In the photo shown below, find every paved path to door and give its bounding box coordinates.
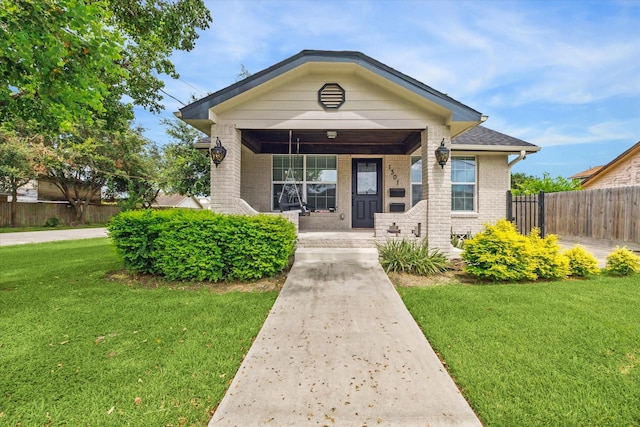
[209,248,482,426]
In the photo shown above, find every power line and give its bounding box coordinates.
[159,88,186,106]
[178,78,207,96]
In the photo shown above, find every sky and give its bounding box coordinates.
[133,0,640,179]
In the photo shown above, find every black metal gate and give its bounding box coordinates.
[507,191,545,236]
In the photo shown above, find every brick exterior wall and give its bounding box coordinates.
[210,123,242,214]
[423,126,452,255]
[583,152,640,189]
[451,153,509,236]
[241,145,272,212]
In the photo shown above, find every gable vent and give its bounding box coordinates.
[318,83,345,109]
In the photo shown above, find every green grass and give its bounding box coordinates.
[399,278,640,427]
[0,239,277,426]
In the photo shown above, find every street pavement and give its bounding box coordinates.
[0,228,108,246]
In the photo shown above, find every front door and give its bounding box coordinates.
[352,159,382,228]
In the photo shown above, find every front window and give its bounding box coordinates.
[410,156,422,207]
[272,155,337,211]
[451,156,476,211]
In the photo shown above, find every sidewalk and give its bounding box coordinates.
[209,248,482,426]
[0,228,108,246]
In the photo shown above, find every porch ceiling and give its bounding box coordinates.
[242,129,422,155]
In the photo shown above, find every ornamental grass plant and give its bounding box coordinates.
[376,238,449,275]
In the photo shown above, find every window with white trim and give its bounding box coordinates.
[272,155,337,211]
[410,156,422,207]
[451,156,476,211]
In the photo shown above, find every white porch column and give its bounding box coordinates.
[210,122,242,214]
[421,126,452,255]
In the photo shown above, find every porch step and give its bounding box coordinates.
[294,247,380,264]
[296,231,378,248]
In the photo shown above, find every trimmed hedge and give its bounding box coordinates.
[108,209,297,282]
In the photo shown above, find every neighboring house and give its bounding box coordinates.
[570,165,604,181]
[578,141,640,189]
[152,194,203,209]
[7,179,100,203]
[177,50,539,252]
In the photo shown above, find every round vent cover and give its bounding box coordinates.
[318,83,345,109]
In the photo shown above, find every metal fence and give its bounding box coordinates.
[507,191,545,236]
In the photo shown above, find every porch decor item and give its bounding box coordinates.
[277,131,309,216]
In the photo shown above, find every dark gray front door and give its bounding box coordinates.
[352,159,382,228]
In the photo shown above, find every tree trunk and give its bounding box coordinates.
[10,188,18,227]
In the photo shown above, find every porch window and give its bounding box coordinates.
[451,156,476,211]
[410,156,422,207]
[272,155,337,211]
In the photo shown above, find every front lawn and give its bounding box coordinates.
[0,239,277,426]
[399,277,640,426]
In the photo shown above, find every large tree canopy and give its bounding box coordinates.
[0,0,211,132]
[511,172,582,195]
[161,117,209,197]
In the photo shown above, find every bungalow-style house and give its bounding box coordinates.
[177,50,539,253]
[576,141,640,189]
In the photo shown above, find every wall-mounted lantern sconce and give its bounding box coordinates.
[435,138,450,169]
[209,137,227,168]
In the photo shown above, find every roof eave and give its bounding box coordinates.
[452,144,541,153]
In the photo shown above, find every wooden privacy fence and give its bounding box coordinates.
[507,191,545,236]
[0,202,120,227]
[545,186,640,244]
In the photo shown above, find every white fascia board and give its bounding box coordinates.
[452,144,541,153]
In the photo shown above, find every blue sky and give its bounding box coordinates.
[134,0,640,178]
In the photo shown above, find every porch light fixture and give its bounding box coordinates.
[326,130,338,139]
[209,137,227,168]
[435,138,450,169]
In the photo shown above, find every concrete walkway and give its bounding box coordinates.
[209,248,482,426]
[0,228,108,246]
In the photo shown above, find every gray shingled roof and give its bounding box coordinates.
[453,126,538,149]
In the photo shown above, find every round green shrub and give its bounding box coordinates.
[562,245,600,277]
[462,219,568,282]
[606,246,640,276]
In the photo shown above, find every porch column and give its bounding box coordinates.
[210,122,242,214]
[421,126,452,255]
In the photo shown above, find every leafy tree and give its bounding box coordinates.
[0,128,42,226]
[236,64,252,82]
[0,0,212,132]
[105,128,163,210]
[41,122,159,223]
[161,118,210,196]
[511,172,582,195]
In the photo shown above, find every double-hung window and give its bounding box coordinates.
[451,156,476,211]
[272,155,337,211]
